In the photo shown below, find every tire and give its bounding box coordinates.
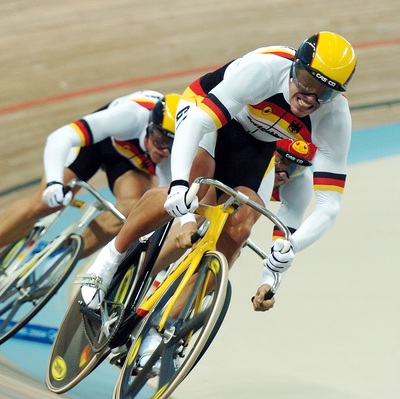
[46,242,144,393]
[0,234,83,345]
[113,250,230,399]
[0,226,46,288]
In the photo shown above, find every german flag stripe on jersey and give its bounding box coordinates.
[69,119,93,146]
[272,226,296,241]
[314,171,346,193]
[256,46,295,61]
[132,98,157,110]
[198,93,230,129]
[183,79,231,128]
[113,139,156,176]
[182,78,207,102]
[247,97,312,142]
[270,188,280,202]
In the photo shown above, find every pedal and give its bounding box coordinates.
[109,344,128,367]
[75,273,109,293]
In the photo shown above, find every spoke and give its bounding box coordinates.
[124,362,152,397]
[159,343,178,387]
[0,296,25,333]
[0,286,19,307]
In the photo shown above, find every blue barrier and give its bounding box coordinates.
[1,321,58,344]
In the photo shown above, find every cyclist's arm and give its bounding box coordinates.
[290,102,351,253]
[171,57,275,182]
[43,124,85,184]
[43,101,148,183]
[275,169,314,231]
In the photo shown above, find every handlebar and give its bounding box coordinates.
[188,177,290,240]
[66,178,126,223]
[188,177,290,302]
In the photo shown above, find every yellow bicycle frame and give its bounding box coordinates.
[135,200,236,332]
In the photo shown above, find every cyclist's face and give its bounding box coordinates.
[274,152,291,188]
[145,128,173,164]
[288,69,324,117]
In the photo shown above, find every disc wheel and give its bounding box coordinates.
[46,244,143,393]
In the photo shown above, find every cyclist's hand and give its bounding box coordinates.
[264,238,294,273]
[252,284,275,312]
[164,180,199,217]
[175,221,198,248]
[42,181,73,208]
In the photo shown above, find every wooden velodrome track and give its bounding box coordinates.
[0,0,399,398]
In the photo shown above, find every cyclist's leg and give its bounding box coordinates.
[114,186,172,253]
[80,165,166,308]
[216,186,265,266]
[151,223,188,274]
[0,169,79,248]
[80,170,155,258]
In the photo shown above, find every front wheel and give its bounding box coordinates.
[0,234,83,345]
[0,225,47,288]
[113,250,231,399]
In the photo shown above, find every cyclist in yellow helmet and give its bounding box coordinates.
[0,91,180,258]
[81,31,356,314]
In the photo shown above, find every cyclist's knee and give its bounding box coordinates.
[26,197,57,220]
[226,220,252,247]
[224,207,260,248]
[114,198,136,218]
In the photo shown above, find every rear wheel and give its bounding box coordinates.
[46,242,144,393]
[0,234,83,345]
[46,288,111,393]
[113,250,230,399]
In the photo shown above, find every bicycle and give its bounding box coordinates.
[0,178,125,345]
[46,177,289,399]
[112,177,289,399]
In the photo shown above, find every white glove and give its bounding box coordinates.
[164,180,199,217]
[264,238,294,273]
[42,181,73,208]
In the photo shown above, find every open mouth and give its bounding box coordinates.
[297,96,316,110]
[276,170,290,181]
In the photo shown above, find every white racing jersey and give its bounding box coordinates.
[173,46,352,253]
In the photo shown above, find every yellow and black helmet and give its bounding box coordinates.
[293,31,357,102]
[149,93,181,139]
